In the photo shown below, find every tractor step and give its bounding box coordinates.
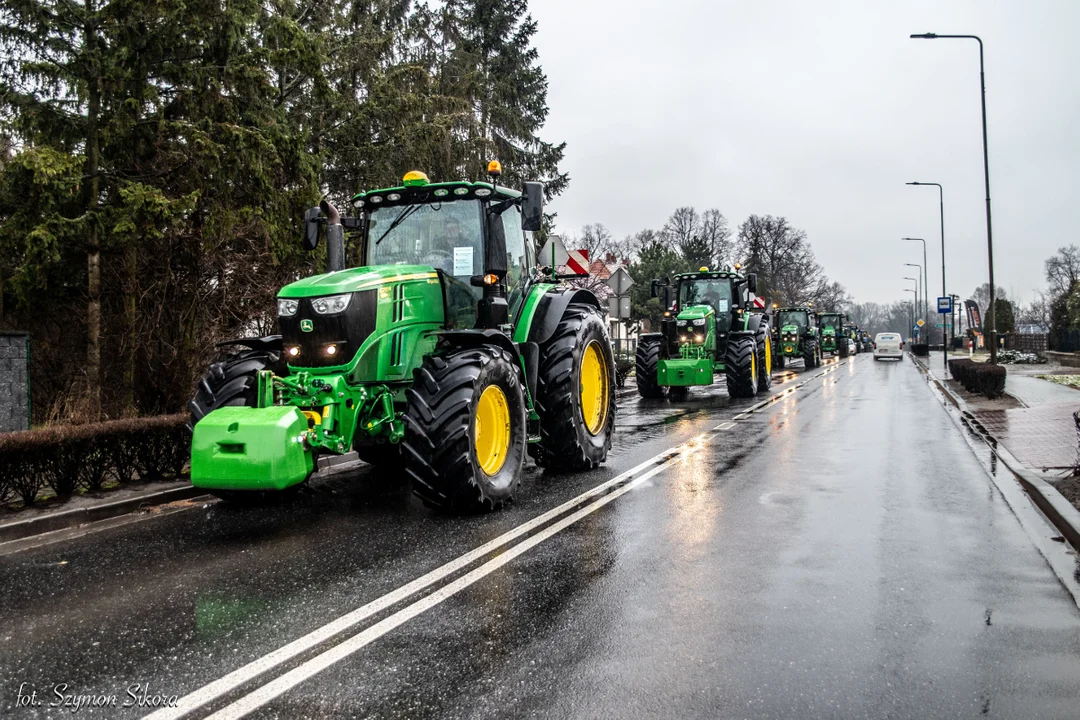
[317,451,360,471]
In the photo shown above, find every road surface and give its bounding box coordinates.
[2,354,1079,719]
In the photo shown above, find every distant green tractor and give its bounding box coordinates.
[818,311,849,357]
[188,166,616,513]
[636,267,771,400]
[773,306,821,369]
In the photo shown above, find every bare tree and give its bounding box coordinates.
[735,215,827,307]
[1045,245,1080,297]
[699,208,732,267]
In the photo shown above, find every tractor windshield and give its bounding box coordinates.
[778,310,809,329]
[678,278,733,313]
[820,315,842,330]
[367,200,483,280]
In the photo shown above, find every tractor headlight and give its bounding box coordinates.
[680,335,688,343]
[310,294,352,315]
[677,320,688,327]
[692,318,706,326]
[278,299,299,317]
[694,334,703,343]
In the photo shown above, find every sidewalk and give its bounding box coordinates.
[925,362,1079,472]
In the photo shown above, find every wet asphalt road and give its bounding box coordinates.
[3,355,1080,719]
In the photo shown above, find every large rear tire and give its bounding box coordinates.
[755,321,773,392]
[404,346,526,513]
[529,303,616,472]
[725,336,758,399]
[635,336,666,399]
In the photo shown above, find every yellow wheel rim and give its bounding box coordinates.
[764,334,772,375]
[751,346,757,386]
[580,341,609,436]
[475,385,511,476]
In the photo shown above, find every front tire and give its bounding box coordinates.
[725,335,758,399]
[635,336,666,399]
[803,339,819,369]
[404,346,526,513]
[530,303,616,472]
[838,339,849,358]
[755,321,773,392]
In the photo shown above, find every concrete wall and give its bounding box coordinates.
[0,332,29,432]
[1047,350,1080,369]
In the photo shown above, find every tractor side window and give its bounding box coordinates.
[501,204,527,299]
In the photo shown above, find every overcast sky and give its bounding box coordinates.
[529,0,1079,307]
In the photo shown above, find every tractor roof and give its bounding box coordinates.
[351,172,520,210]
[672,267,744,281]
[775,306,812,312]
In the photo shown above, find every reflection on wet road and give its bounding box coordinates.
[2,355,1079,719]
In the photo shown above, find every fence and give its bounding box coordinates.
[1003,333,1048,352]
[611,338,638,359]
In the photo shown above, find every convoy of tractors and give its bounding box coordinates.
[186,163,869,514]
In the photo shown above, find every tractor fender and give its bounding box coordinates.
[434,329,518,359]
[526,288,602,346]
[216,335,283,352]
[434,329,535,401]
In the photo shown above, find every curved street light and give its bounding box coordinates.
[910,32,997,363]
[907,181,947,370]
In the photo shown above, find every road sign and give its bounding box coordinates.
[937,296,953,314]
[607,295,631,319]
[538,235,569,267]
[566,248,589,275]
[935,323,953,329]
[751,294,766,309]
[916,319,925,327]
[605,267,634,296]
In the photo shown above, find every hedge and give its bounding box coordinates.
[0,414,189,508]
[913,343,930,357]
[948,359,1007,399]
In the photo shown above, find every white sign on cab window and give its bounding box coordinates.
[453,247,473,276]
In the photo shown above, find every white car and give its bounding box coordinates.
[873,332,903,360]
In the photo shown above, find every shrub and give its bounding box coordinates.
[0,414,189,508]
[913,343,930,357]
[947,358,1006,399]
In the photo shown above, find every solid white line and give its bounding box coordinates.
[203,451,701,720]
[145,453,681,720]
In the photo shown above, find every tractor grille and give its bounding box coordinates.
[278,289,378,368]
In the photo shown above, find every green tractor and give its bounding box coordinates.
[635,267,772,400]
[188,166,616,513]
[772,306,822,369]
[817,311,849,358]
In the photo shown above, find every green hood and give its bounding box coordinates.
[278,265,438,298]
[676,305,713,322]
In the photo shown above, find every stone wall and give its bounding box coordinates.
[0,332,29,432]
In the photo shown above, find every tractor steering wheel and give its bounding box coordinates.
[420,248,455,272]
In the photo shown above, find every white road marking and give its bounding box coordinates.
[147,359,850,720]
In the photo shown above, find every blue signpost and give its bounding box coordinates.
[937,296,953,314]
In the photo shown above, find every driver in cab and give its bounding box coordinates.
[425,215,474,275]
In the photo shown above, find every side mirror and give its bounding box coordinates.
[303,206,322,251]
[747,273,757,294]
[521,182,544,232]
[485,208,509,277]
[650,279,660,298]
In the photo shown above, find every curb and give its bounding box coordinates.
[0,485,204,544]
[911,354,1080,552]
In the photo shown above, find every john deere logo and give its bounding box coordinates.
[300,319,314,332]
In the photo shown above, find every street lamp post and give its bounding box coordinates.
[904,278,920,341]
[907,181,947,371]
[904,263,923,336]
[903,292,917,342]
[902,238,928,340]
[910,32,997,363]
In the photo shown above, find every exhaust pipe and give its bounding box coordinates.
[319,200,345,273]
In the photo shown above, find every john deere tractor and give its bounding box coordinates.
[818,311,848,357]
[188,165,616,513]
[773,306,821,369]
[635,267,771,400]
